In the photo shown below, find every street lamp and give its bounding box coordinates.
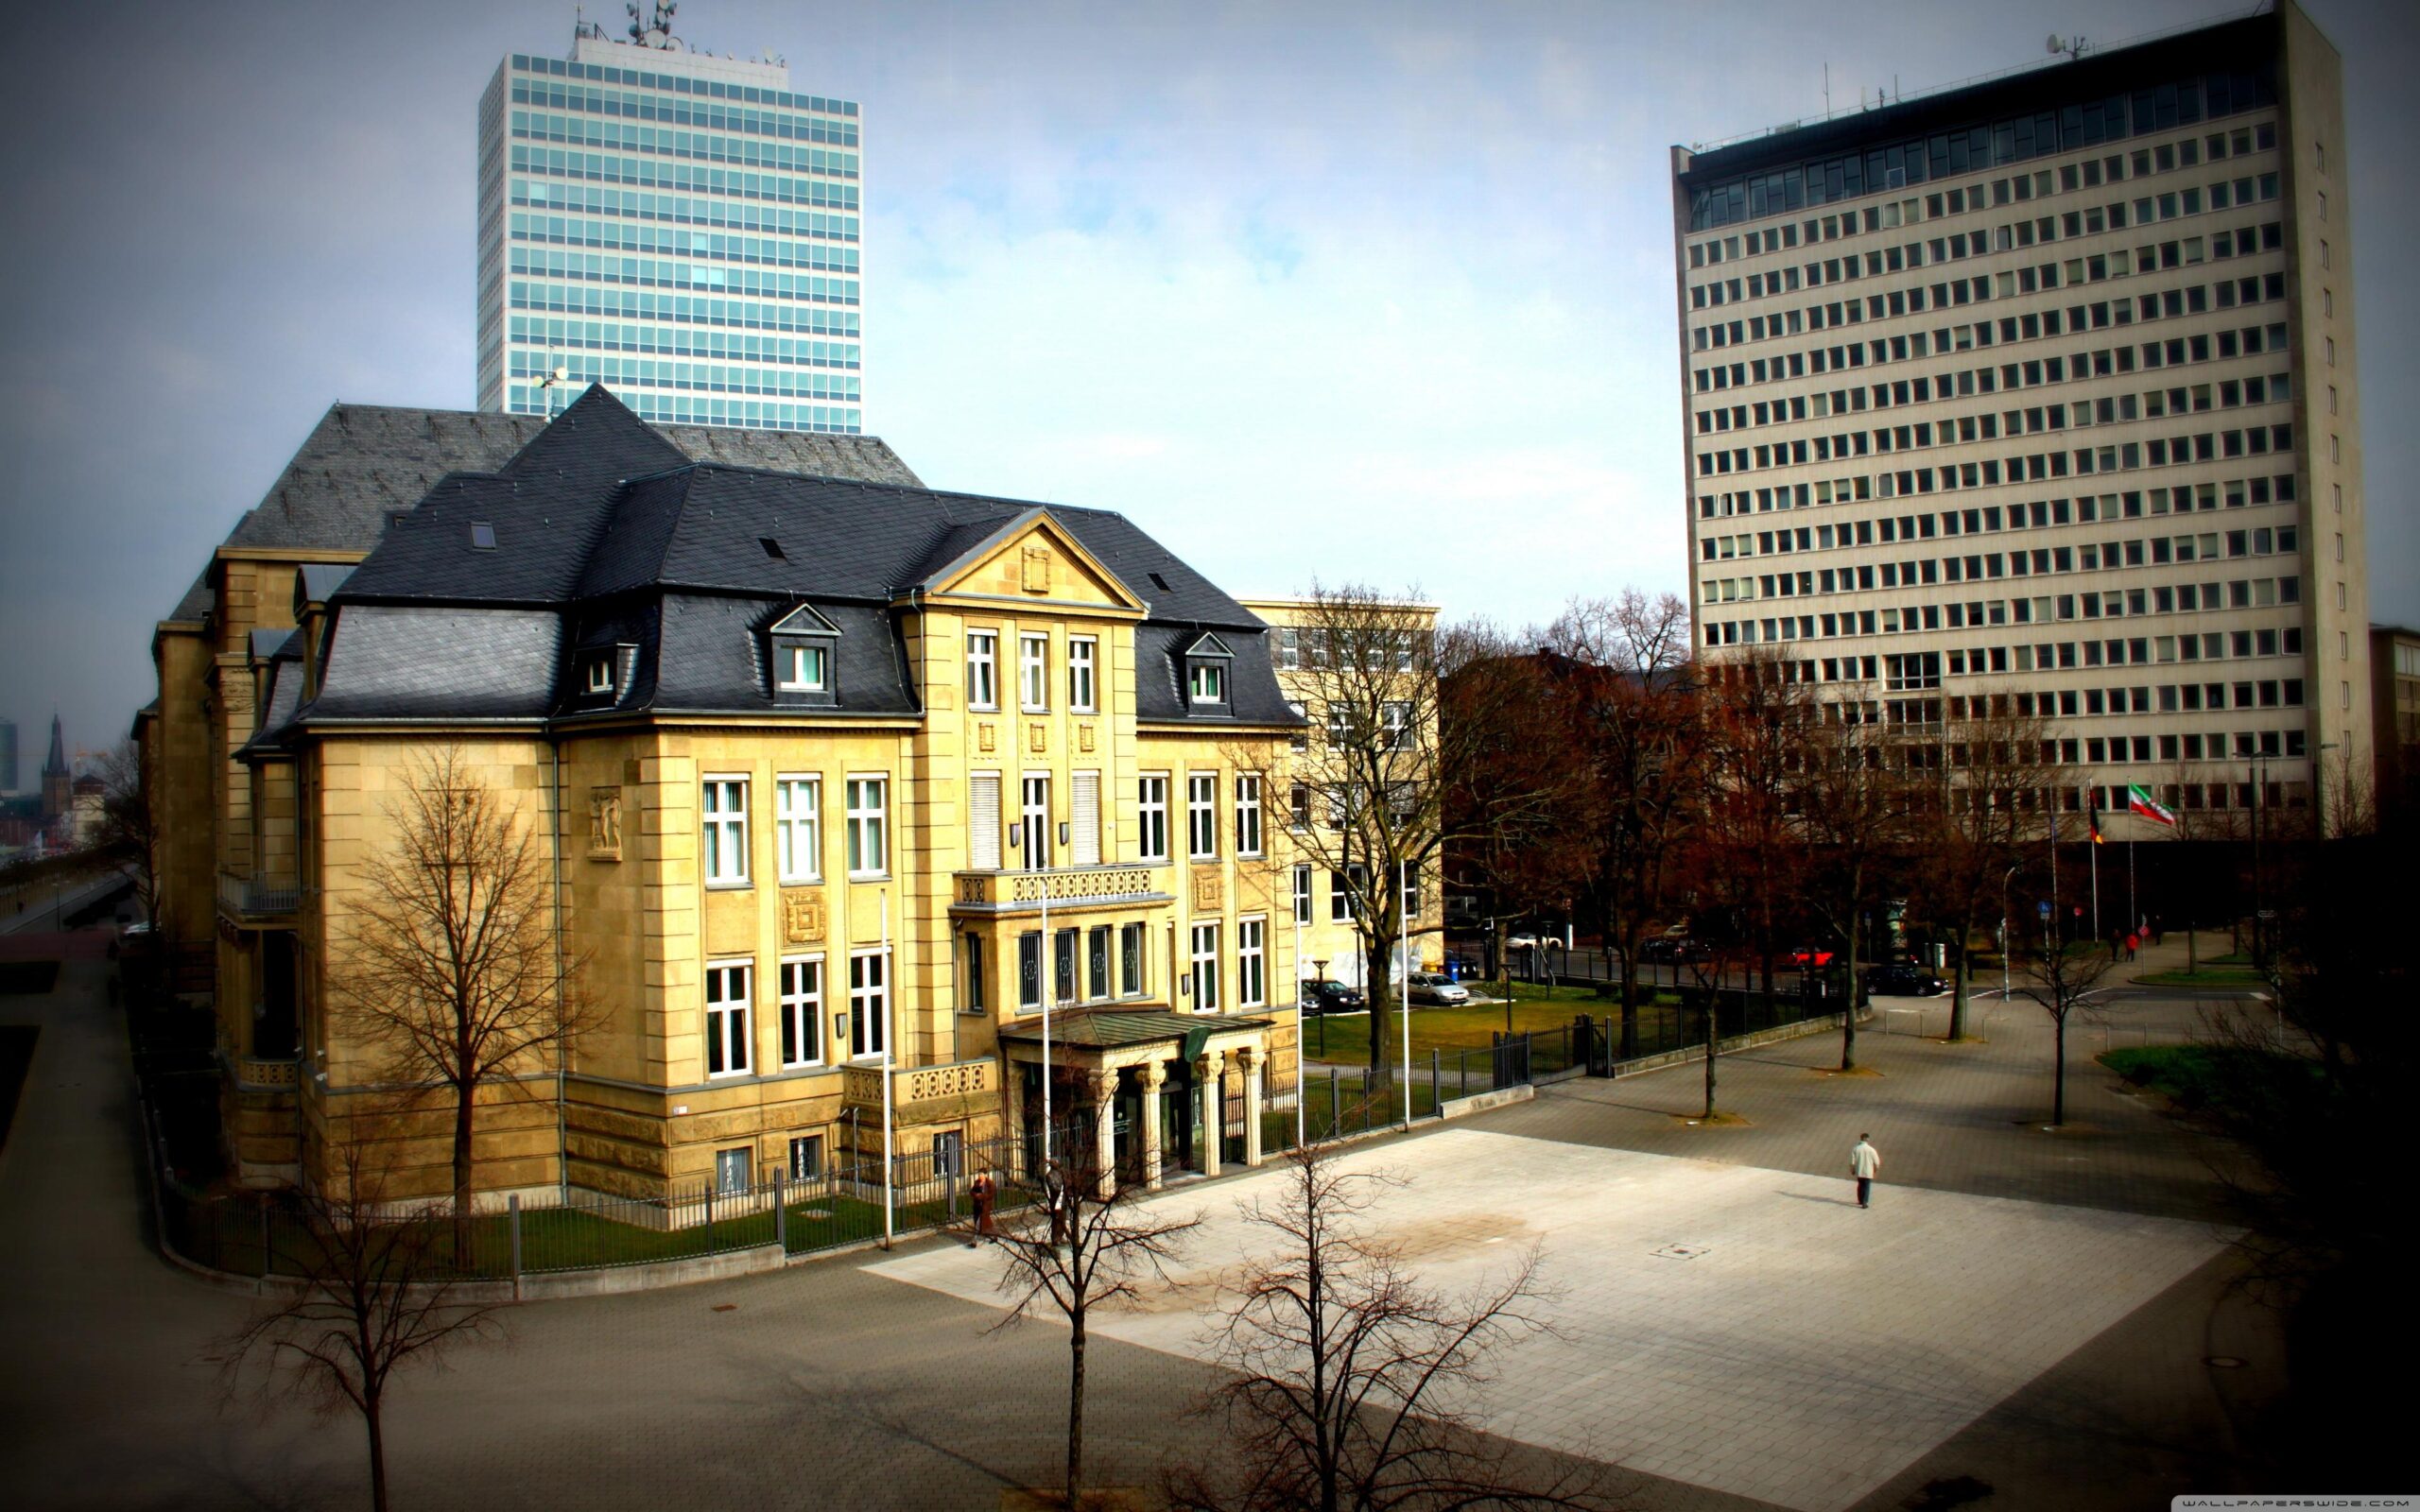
[1999,863,2019,1005]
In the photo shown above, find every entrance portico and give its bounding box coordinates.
[998,1009,1274,1194]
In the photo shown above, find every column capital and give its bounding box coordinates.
[1194,1048,1225,1080]
[1234,1042,1262,1075]
[1084,1068,1119,1106]
[1140,1058,1169,1093]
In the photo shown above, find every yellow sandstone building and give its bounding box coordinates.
[152,387,1302,1202]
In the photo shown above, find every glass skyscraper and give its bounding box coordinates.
[476,31,863,433]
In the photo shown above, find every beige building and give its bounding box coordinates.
[2371,625,2420,822]
[180,387,1301,1202]
[1670,2,2368,833]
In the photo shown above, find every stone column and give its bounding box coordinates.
[1088,1069,1119,1200]
[1194,1049,1224,1177]
[1002,1057,1028,1181]
[1139,1059,1168,1192]
[1236,1043,1265,1169]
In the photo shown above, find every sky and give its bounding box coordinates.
[1,0,2413,775]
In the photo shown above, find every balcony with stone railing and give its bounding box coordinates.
[216,870,301,923]
[950,865,1171,917]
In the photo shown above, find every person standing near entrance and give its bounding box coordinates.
[969,1172,995,1245]
[1851,1134,1881,1209]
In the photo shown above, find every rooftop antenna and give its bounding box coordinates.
[2048,33,2093,61]
[1824,61,1831,116]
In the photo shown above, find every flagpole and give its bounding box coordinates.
[2049,804,2060,952]
[2128,837,2136,938]
[2090,830,2100,943]
[880,888,894,1250]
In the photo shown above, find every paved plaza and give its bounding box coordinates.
[0,932,2290,1510]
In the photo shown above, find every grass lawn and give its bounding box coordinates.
[2100,1042,2321,1114]
[1298,999,1639,1068]
[2133,967,2267,988]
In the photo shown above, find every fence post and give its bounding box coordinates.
[1328,1066,1340,1141]
[704,1178,715,1252]
[1522,1031,1534,1086]
[1430,1048,1440,1117]
[509,1194,523,1300]
[256,1192,271,1278]
[774,1170,786,1251]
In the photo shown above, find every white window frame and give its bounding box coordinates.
[584,655,614,694]
[777,954,823,1068]
[848,948,889,1060]
[1070,770,1101,868]
[776,642,828,693]
[1021,772,1052,870]
[1187,773,1218,860]
[1138,774,1169,863]
[1188,660,1226,705]
[1331,866,1366,922]
[704,959,752,1077]
[1237,915,1266,1008]
[1067,636,1098,713]
[702,776,750,887]
[1235,774,1263,857]
[1190,921,1221,1012]
[967,630,998,711]
[787,1134,823,1180]
[968,771,1003,870]
[1020,632,1050,713]
[714,1146,753,1194]
[1292,864,1313,925]
[774,775,821,883]
[845,775,888,878]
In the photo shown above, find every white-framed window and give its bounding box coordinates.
[1020,633,1049,712]
[774,776,821,883]
[967,631,998,710]
[1292,864,1313,924]
[1382,700,1412,750]
[1188,661,1226,704]
[1187,773,1218,859]
[1021,773,1052,869]
[1070,771,1101,867]
[787,1134,823,1180]
[1068,636,1098,712]
[776,643,828,692]
[845,776,887,877]
[704,960,752,1076]
[961,934,985,1014]
[1235,774,1263,857]
[584,655,615,694]
[702,777,750,886]
[778,955,823,1068]
[1190,922,1221,1011]
[849,949,888,1059]
[1237,916,1266,1007]
[1278,626,1301,669]
[968,772,1002,869]
[1401,861,1420,918]
[1290,782,1311,830]
[1120,922,1145,997]
[715,1146,752,1194]
[1331,866,1366,922]
[932,1129,964,1180]
[1138,775,1169,863]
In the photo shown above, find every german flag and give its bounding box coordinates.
[2087,803,2104,845]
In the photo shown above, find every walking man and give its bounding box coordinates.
[969,1171,995,1245]
[1851,1133,1881,1209]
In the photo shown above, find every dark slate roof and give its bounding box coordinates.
[297,563,354,602]
[306,606,562,723]
[166,569,213,625]
[296,386,1299,731]
[996,1009,1274,1049]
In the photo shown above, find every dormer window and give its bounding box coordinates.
[584,656,615,696]
[777,643,828,693]
[768,602,841,708]
[1183,631,1235,712]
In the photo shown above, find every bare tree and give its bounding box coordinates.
[221,1134,510,1512]
[2013,914,2115,1125]
[1689,650,1813,1020]
[988,1148,1200,1509]
[1542,592,1701,1056]
[1794,706,1922,1072]
[92,739,165,937]
[340,748,596,1257]
[1170,1143,1616,1512]
[1915,702,2063,1040]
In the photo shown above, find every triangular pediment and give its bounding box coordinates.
[1184,631,1235,659]
[921,508,1147,614]
[769,601,841,637]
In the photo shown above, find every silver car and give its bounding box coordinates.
[1407,971,1470,1006]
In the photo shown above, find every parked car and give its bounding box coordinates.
[1788,943,1837,969]
[1866,963,1945,997]
[1298,980,1365,1015]
[1505,933,1556,952]
[1639,935,1707,963]
[1406,971,1470,1006]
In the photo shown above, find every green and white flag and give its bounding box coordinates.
[2125,783,2177,828]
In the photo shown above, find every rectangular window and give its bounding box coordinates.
[1189,661,1226,704]
[1292,864,1312,924]
[1088,924,1112,1001]
[968,773,1002,869]
[1054,927,1079,1006]
[1018,931,1042,1010]
[845,777,887,877]
[1020,633,1049,712]
[966,631,998,710]
[1290,781,1311,830]
[1021,774,1052,869]
[774,776,821,883]
[787,1134,823,1181]
[776,643,827,692]
[1331,867,1365,922]
[778,956,822,1067]
[715,1146,752,1194]
[1070,771,1101,868]
[960,935,984,1015]
[1237,917,1266,1008]
[1190,922,1221,1012]
[1234,774,1263,857]
[1067,637,1098,712]
[1187,773,1218,859]
[704,960,751,1076]
[931,1130,963,1180]
[848,950,888,1059]
[1138,775,1169,862]
[702,777,749,886]
[1120,922,1145,997]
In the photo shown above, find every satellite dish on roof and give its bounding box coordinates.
[2047,34,2062,54]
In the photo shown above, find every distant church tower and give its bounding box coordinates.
[40,715,69,821]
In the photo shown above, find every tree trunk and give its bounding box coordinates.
[1702,996,1717,1118]
[1840,876,1860,1072]
[2051,1011,2067,1125]
[1065,1316,1087,1508]
[1363,934,1392,1079]
[1616,922,1639,1061]
[453,1081,476,1266]
[1946,900,1975,1041]
[366,1393,389,1512]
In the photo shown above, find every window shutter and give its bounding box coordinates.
[970,775,1001,869]
[1071,772,1100,867]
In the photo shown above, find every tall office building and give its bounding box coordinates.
[1670,3,2369,830]
[0,717,17,794]
[476,18,863,433]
